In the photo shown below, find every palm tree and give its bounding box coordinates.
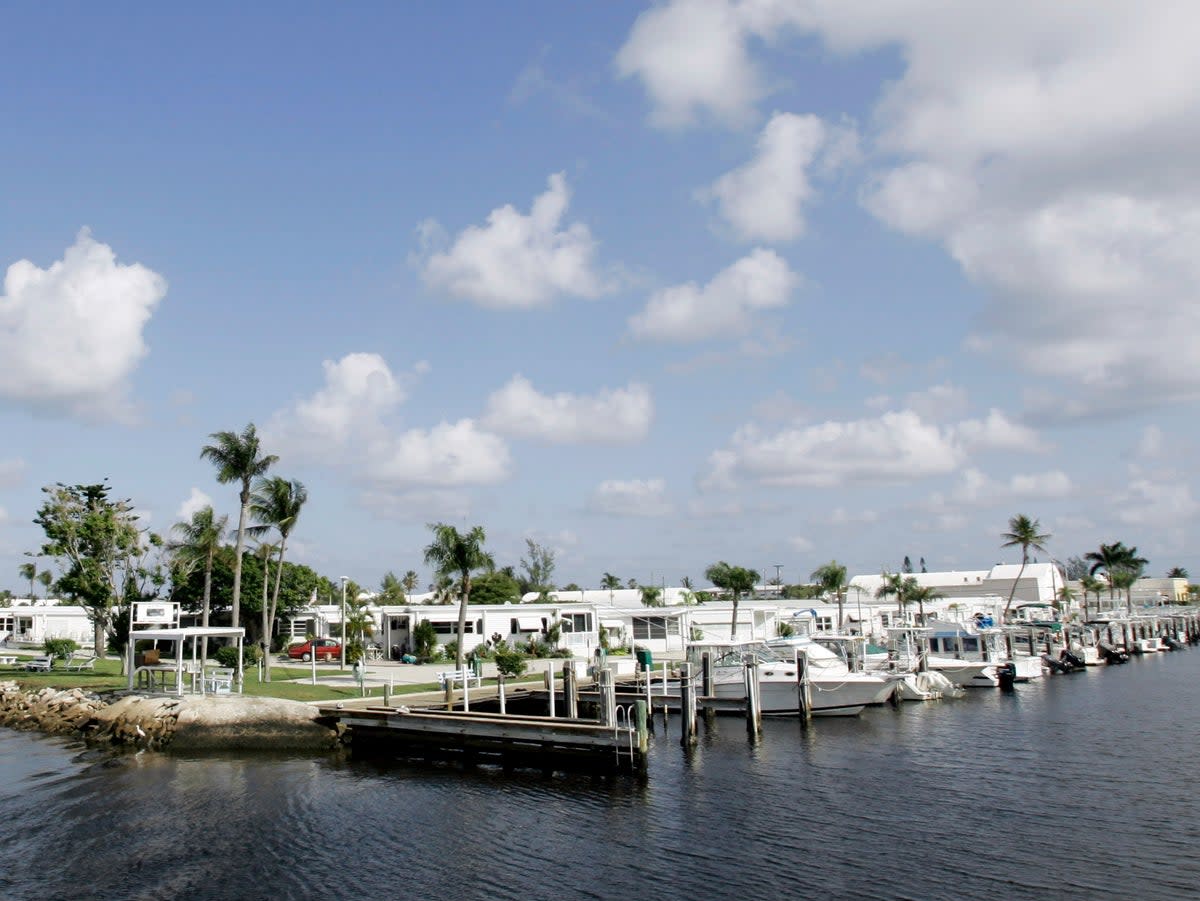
[1168,566,1189,579]
[248,476,307,682]
[1116,548,1148,613]
[639,584,662,607]
[200,423,278,629]
[704,562,760,640]
[1079,574,1104,620]
[876,571,918,622]
[907,583,943,627]
[18,562,36,600]
[810,560,849,631]
[170,505,229,661]
[1000,514,1051,621]
[600,572,621,603]
[1085,541,1145,611]
[423,523,493,671]
[401,569,420,602]
[36,570,54,599]
[1056,583,1077,614]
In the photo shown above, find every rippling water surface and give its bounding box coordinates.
[3,652,1198,901]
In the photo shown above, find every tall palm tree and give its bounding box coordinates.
[423,523,493,671]
[18,562,36,600]
[249,476,307,681]
[876,571,918,623]
[401,569,420,602]
[200,423,278,629]
[600,572,621,603]
[1085,541,1138,609]
[1000,514,1051,621]
[1079,574,1104,620]
[170,505,229,661]
[1168,566,1189,579]
[907,583,943,627]
[811,560,849,631]
[36,570,53,598]
[704,561,759,640]
[1114,547,1148,613]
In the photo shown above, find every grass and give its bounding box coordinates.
[1,656,549,703]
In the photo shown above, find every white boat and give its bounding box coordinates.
[691,640,894,716]
[862,629,962,700]
[923,622,1045,686]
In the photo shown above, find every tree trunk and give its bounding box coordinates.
[265,537,287,683]
[230,488,250,629]
[730,592,739,640]
[201,548,213,663]
[455,572,470,670]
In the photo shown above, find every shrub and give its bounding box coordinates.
[214,645,240,668]
[413,620,437,658]
[551,647,573,659]
[443,640,459,663]
[44,638,79,660]
[346,639,364,664]
[493,643,527,679]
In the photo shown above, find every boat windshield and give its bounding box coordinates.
[687,642,787,668]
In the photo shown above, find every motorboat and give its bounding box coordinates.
[861,628,962,700]
[690,639,894,716]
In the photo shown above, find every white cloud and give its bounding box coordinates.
[590,478,672,517]
[1135,426,1165,459]
[615,0,766,128]
[628,248,797,342]
[482,375,653,444]
[828,507,879,526]
[704,112,832,242]
[904,383,969,423]
[418,173,608,309]
[705,407,1047,489]
[0,229,166,420]
[1116,477,1200,527]
[953,468,1073,504]
[176,488,213,521]
[708,410,963,488]
[789,536,814,553]
[267,354,510,489]
[0,459,25,490]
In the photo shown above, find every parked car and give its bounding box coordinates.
[288,638,342,662]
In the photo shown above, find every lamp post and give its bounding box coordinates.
[340,576,348,670]
[773,563,783,588]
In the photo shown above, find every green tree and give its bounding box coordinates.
[639,584,662,607]
[1079,574,1104,620]
[18,561,36,600]
[249,476,307,681]
[401,569,420,601]
[36,570,54,599]
[1085,541,1145,610]
[519,538,556,599]
[470,570,522,605]
[1168,566,1189,579]
[704,562,759,639]
[1000,514,1051,621]
[169,505,229,662]
[907,583,943,627]
[876,571,920,622]
[377,571,407,604]
[600,572,621,602]
[810,560,849,630]
[200,422,278,630]
[34,481,141,657]
[423,523,493,670]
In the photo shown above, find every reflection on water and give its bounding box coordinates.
[2,653,1199,901]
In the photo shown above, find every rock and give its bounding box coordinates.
[173,696,337,750]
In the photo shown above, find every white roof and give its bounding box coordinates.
[132,626,245,640]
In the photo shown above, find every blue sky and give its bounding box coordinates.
[2,1,1197,594]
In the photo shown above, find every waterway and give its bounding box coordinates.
[2,651,1198,901]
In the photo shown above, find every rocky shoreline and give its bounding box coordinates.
[0,680,341,751]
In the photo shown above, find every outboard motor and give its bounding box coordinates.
[996,662,1017,690]
[1099,644,1129,665]
[1041,654,1068,675]
[1162,635,1183,651]
[1060,649,1087,670]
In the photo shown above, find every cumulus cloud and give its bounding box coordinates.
[0,229,166,420]
[621,2,1200,417]
[615,0,767,128]
[418,173,608,309]
[590,478,672,516]
[628,248,797,342]
[266,354,510,489]
[1116,477,1199,527]
[953,468,1073,505]
[704,407,1048,489]
[904,383,969,423]
[482,375,653,444]
[176,488,214,521]
[703,112,837,242]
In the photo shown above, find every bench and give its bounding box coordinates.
[23,656,54,672]
[64,655,97,672]
[436,668,482,690]
[0,655,17,666]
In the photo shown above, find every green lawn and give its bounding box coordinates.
[1,656,544,703]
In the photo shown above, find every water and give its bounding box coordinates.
[3,652,1198,901]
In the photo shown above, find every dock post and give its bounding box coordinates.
[679,661,696,746]
[644,661,654,734]
[384,676,391,707]
[563,662,578,719]
[794,649,811,723]
[498,672,506,715]
[597,667,615,726]
[545,668,556,718]
[462,668,470,712]
[634,700,649,755]
[744,660,761,735]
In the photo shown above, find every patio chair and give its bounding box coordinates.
[24,656,53,672]
[64,655,97,672]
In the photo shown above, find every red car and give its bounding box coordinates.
[288,638,342,662]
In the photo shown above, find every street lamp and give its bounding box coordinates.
[340,576,348,669]
[773,563,783,587]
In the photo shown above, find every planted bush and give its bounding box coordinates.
[43,638,79,660]
[493,643,527,679]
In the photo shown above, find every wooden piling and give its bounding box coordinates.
[563,662,578,719]
[679,661,696,746]
[794,649,811,723]
[634,700,649,755]
[597,668,616,727]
